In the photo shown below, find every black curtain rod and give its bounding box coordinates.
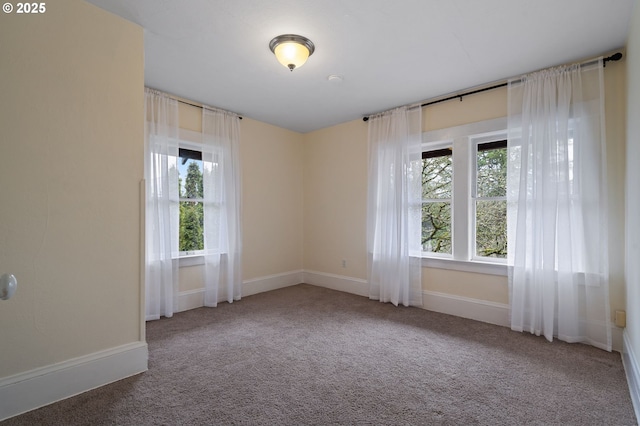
[362,52,622,122]
[177,99,243,120]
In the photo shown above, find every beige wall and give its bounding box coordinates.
[303,59,628,313]
[423,86,508,131]
[626,0,640,369]
[0,0,144,377]
[303,120,368,278]
[605,59,628,322]
[241,118,304,279]
[176,104,304,294]
[302,90,509,304]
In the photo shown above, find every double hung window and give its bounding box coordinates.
[473,140,507,259]
[421,118,508,275]
[421,147,453,255]
[170,129,222,261]
[178,147,205,255]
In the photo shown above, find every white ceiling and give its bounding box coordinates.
[86,0,635,133]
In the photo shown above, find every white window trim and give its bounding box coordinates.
[470,138,507,263]
[173,129,227,266]
[421,117,508,276]
[179,255,205,267]
[420,256,507,276]
[176,128,206,264]
[420,140,453,257]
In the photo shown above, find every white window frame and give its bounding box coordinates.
[470,138,508,263]
[420,117,508,276]
[175,129,206,267]
[420,140,454,259]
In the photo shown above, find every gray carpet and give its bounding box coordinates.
[4,284,637,425]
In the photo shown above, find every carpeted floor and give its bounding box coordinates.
[4,284,637,425]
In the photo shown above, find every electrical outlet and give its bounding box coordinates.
[341,259,347,268]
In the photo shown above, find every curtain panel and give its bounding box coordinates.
[144,90,242,318]
[507,59,611,350]
[367,106,423,307]
[144,88,180,320]
[202,106,243,306]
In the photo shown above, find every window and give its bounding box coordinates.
[170,128,227,267]
[473,140,507,259]
[421,148,452,255]
[178,147,204,255]
[421,118,508,275]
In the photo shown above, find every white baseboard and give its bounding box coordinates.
[0,341,148,422]
[421,291,623,351]
[177,270,305,312]
[612,326,624,353]
[623,330,640,422]
[178,270,507,330]
[179,270,624,352]
[301,271,510,328]
[303,270,368,297]
[177,288,205,312]
[244,270,304,297]
[422,290,511,327]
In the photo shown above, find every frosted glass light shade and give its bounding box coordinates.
[269,34,315,71]
[274,42,309,70]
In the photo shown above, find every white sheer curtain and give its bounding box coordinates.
[507,59,611,350]
[367,106,423,307]
[202,106,242,307]
[144,88,179,320]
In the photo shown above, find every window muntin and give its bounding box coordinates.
[473,140,507,259]
[421,148,452,255]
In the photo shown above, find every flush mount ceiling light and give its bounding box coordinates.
[269,34,315,72]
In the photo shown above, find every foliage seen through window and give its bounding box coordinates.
[179,148,204,253]
[475,141,507,258]
[421,148,452,254]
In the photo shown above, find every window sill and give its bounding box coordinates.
[420,256,507,276]
[175,252,229,268]
[178,255,205,267]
